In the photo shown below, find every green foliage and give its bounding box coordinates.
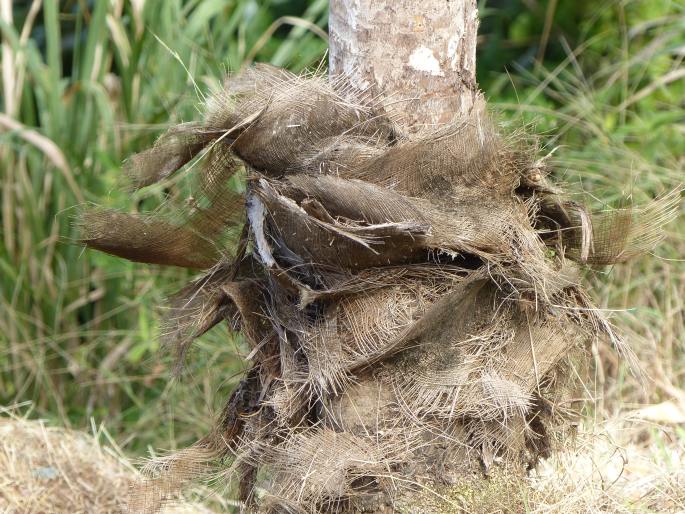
[1,0,683,457]
[0,0,328,453]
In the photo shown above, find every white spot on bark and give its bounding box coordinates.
[447,34,462,68]
[408,46,444,76]
[348,0,360,30]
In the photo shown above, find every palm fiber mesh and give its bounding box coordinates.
[78,64,680,513]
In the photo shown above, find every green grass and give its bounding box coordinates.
[1,0,683,463]
[0,0,328,453]
[494,0,685,418]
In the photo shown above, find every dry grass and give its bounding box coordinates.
[2,406,683,513]
[0,413,222,514]
[405,407,685,513]
[528,415,685,513]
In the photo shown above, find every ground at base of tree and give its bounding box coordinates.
[1,406,682,513]
[410,404,685,513]
[0,414,221,513]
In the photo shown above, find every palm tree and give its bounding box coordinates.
[81,1,676,511]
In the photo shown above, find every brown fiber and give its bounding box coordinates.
[78,66,680,513]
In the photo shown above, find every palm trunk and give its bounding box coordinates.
[83,2,675,511]
[329,0,482,126]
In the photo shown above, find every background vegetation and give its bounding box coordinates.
[1,0,683,468]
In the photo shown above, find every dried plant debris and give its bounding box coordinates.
[79,64,680,512]
[0,416,217,514]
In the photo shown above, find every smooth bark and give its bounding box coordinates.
[329,0,482,128]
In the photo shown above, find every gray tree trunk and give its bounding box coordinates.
[325,2,488,511]
[329,0,483,128]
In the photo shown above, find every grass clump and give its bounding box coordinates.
[0,0,328,454]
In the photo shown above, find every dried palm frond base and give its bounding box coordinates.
[0,415,220,514]
[79,65,680,513]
